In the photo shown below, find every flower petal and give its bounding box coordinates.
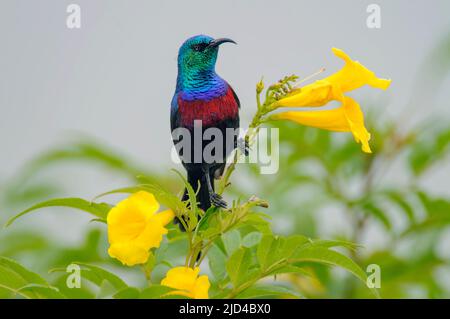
[275,48,391,109]
[134,216,170,250]
[327,48,391,92]
[161,267,209,299]
[270,96,372,153]
[193,275,211,299]
[107,204,147,244]
[154,209,175,226]
[108,242,149,266]
[131,191,160,217]
[274,80,341,108]
[342,97,372,153]
[106,191,171,266]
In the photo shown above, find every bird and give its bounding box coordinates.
[170,35,240,228]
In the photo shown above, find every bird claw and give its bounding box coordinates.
[210,192,228,209]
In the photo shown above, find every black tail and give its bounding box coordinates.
[175,169,212,231]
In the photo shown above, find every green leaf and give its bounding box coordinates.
[268,264,310,277]
[113,287,141,299]
[94,183,185,213]
[78,263,127,290]
[18,284,66,299]
[196,206,218,232]
[256,235,277,270]
[362,201,392,230]
[257,235,309,271]
[0,257,47,285]
[140,285,176,299]
[303,239,360,251]
[172,169,198,214]
[242,213,272,234]
[384,190,415,222]
[291,247,374,295]
[402,192,450,235]
[0,256,53,299]
[222,230,241,256]
[0,231,49,256]
[208,244,228,281]
[5,198,111,227]
[409,127,450,175]
[235,284,302,299]
[242,232,263,248]
[226,247,256,287]
[9,139,156,184]
[50,263,127,291]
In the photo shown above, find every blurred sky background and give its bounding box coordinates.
[1,0,449,243]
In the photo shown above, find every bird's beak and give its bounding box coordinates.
[208,38,237,48]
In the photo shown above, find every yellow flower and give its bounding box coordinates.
[107,191,174,266]
[161,266,210,299]
[272,96,371,153]
[271,48,391,153]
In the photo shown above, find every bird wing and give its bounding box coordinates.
[229,85,241,109]
[170,92,179,132]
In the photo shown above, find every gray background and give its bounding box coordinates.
[0,1,449,242]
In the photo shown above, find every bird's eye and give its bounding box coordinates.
[192,43,206,52]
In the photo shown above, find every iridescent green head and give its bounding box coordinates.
[176,35,236,90]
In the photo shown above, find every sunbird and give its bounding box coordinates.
[171,35,240,225]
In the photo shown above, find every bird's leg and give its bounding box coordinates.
[203,167,227,209]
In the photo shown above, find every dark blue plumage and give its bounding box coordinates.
[171,35,240,226]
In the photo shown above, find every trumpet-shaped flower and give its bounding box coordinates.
[107,191,174,266]
[272,96,371,153]
[161,266,210,299]
[271,48,391,153]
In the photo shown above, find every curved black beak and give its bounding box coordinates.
[208,38,237,48]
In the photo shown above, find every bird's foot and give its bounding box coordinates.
[210,192,228,209]
[237,137,250,156]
